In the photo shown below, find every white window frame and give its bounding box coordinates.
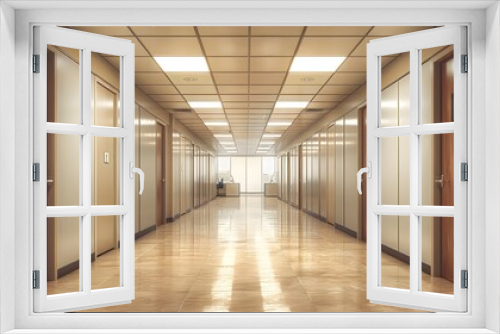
[2,2,498,333]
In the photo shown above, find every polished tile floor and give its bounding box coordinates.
[49,195,453,312]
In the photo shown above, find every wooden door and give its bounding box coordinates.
[441,56,454,282]
[156,123,165,226]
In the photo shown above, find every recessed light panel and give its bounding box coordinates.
[214,134,233,138]
[290,57,346,72]
[267,121,293,126]
[154,57,209,72]
[204,121,228,126]
[275,101,309,109]
[263,134,281,138]
[189,101,223,109]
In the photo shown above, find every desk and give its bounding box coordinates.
[264,183,278,197]
[224,183,240,197]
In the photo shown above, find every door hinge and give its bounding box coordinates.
[33,163,40,182]
[461,270,468,289]
[33,54,40,73]
[32,270,40,289]
[461,54,468,73]
[461,162,468,181]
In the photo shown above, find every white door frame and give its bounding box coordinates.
[2,2,495,333]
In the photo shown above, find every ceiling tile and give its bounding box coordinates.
[307,101,339,109]
[220,95,249,102]
[338,57,366,71]
[249,86,281,94]
[285,73,331,85]
[69,26,133,36]
[218,86,249,94]
[194,108,224,114]
[351,37,380,56]
[250,57,292,72]
[140,37,203,56]
[135,72,171,85]
[296,37,362,56]
[248,109,272,114]
[312,95,348,102]
[251,26,304,36]
[328,72,366,85]
[249,102,274,109]
[159,101,190,109]
[249,73,286,85]
[280,85,323,95]
[223,102,249,108]
[208,57,248,71]
[176,85,217,94]
[278,95,314,102]
[369,26,432,36]
[318,85,359,95]
[168,73,214,85]
[250,37,300,56]
[272,108,303,114]
[201,37,249,56]
[130,26,196,36]
[249,95,277,102]
[183,95,220,101]
[198,26,249,36]
[305,26,372,36]
[150,94,185,102]
[213,73,248,85]
[225,109,249,114]
[139,85,179,95]
[135,57,163,71]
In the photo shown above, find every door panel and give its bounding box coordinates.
[365,26,467,312]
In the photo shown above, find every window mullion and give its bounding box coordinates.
[409,47,420,294]
[82,48,92,294]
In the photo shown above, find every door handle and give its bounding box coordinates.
[435,174,444,188]
[129,161,145,195]
[357,161,372,195]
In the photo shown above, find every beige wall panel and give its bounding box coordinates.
[54,51,80,268]
[319,130,328,219]
[306,140,312,211]
[277,156,282,199]
[139,108,157,230]
[335,119,344,226]
[180,137,186,213]
[398,76,411,256]
[172,132,181,216]
[312,136,320,215]
[380,84,399,250]
[344,110,360,234]
[327,125,336,224]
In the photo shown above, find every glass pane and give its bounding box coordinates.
[380,52,409,127]
[47,217,81,295]
[421,217,454,295]
[47,134,80,206]
[380,215,410,290]
[262,156,275,184]
[380,137,409,206]
[421,45,454,124]
[47,45,81,124]
[92,216,121,290]
[92,137,121,206]
[217,156,231,182]
[420,134,454,206]
[92,52,121,127]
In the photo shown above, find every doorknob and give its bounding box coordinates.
[129,161,145,195]
[357,161,372,195]
[435,175,444,188]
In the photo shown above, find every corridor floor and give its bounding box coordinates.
[49,195,453,312]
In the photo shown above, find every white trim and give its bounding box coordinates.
[5,3,491,333]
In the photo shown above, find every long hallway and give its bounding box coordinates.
[47,195,450,313]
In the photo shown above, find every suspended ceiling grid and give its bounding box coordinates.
[69,26,433,155]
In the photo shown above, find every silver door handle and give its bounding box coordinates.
[357,161,372,195]
[129,162,145,195]
[435,175,444,188]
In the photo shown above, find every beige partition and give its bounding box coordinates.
[139,108,157,231]
[335,119,344,226]
[281,155,288,202]
[344,109,360,235]
[172,132,181,217]
[193,146,200,208]
[319,130,328,219]
[311,135,320,215]
[327,125,336,224]
[277,156,282,199]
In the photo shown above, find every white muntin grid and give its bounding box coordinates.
[366,26,467,312]
[33,26,136,313]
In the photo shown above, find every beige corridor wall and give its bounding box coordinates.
[139,108,157,231]
[344,109,360,234]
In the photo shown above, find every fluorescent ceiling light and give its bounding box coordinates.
[260,141,275,145]
[218,141,235,145]
[275,101,309,109]
[263,134,281,138]
[268,121,292,126]
[214,134,233,138]
[154,57,209,72]
[290,57,346,72]
[204,121,228,126]
[188,101,223,109]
